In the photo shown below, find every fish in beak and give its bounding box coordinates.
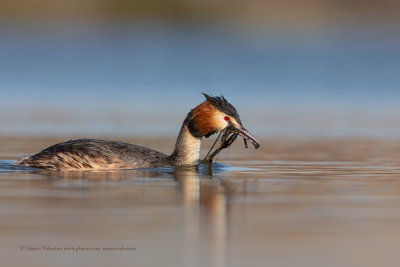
[228,121,260,149]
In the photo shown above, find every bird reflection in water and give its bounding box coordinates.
[38,164,230,267]
[19,162,233,267]
[175,165,228,267]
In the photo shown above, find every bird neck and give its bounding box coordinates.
[170,123,201,166]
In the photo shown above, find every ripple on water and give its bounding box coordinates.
[0,160,235,179]
[0,160,40,172]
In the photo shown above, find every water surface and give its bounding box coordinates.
[2,136,400,267]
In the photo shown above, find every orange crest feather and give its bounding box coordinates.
[189,101,225,137]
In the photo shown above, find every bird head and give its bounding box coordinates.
[186,93,260,148]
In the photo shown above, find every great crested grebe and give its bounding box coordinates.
[16,93,260,170]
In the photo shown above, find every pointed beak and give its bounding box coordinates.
[229,122,260,149]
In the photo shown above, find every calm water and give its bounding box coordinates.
[2,136,400,267]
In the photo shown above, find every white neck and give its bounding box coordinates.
[170,124,201,166]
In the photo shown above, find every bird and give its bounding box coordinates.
[16,93,260,170]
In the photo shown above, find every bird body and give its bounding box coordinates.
[17,139,171,170]
[16,94,259,170]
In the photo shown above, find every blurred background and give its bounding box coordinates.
[1,0,400,138]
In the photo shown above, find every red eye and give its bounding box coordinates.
[224,116,230,121]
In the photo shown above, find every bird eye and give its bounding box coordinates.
[224,116,230,121]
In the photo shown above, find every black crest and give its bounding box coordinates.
[202,93,243,126]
